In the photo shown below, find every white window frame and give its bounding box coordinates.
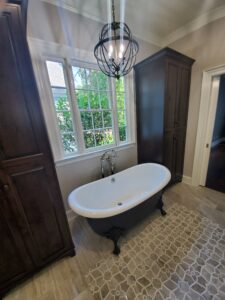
[28,38,136,163]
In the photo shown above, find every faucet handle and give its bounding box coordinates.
[111,149,117,158]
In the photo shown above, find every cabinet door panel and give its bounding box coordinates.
[12,168,64,262]
[173,129,186,181]
[0,187,33,289]
[176,67,191,128]
[165,61,180,130]
[163,131,175,176]
[0,11,39,159]
[2,154,73,267]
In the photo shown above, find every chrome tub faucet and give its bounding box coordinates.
[100,150,117,178]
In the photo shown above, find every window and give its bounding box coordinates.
[45,59,132,159]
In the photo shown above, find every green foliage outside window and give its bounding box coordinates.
[55,96,76,154]
[73,67,115,149]
[53,69,127,153]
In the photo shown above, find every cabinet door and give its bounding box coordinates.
[163,131,175,176]
[173,129,186,182]
[2,155,73,268]
[0,171,34,294]
[175,66,191,129]
[164,60,180,130]
[163,129,186,183]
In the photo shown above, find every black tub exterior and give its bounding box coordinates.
[87,191,166,255]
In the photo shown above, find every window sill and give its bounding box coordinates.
[55,142,136,167]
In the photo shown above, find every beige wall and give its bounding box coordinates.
[168,16,225,177]
[27,0,159,211]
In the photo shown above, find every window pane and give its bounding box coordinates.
[97,72,108,90]
[57,112,73,132]
[62,133,77,153]
[93,112,103,129]
[103,111,112,127]
[83,131,95,148]
[52,91,70,111]
[88,70,98,90]
[95,130,105,146]
[46,61,66,87]
[116,77,125,93]
[89,92,100,109]
[76,90,89,109]
[119,127,127,142]
[104,128,114,145]
[100,92,111,109]
[116,92,126,110]
[118,111,126,127]
[73,67,87,89]
[80,112,93,130]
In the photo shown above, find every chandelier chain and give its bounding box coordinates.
[112,0,116,24]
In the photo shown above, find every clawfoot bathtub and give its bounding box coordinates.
[68,163,171,255]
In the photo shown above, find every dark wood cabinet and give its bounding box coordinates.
[0,1,74,297]
[134,48,194,184]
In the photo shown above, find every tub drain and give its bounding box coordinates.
[117,202,122,206]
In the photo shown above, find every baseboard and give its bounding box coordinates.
[66,209,77,225]
[182,175,192,185]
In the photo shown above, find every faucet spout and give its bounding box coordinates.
[100,150,117,178]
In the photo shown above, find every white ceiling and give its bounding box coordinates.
[42,0,225,46]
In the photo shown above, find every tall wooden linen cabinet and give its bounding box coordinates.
[134,48,195,184]
[0,1,74,297]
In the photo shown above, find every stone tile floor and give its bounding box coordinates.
[86,204,225,300]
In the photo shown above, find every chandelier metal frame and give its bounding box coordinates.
[94,0,139,79]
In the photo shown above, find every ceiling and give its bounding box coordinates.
[42,0,225,46]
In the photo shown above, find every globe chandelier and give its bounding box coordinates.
[94,0,139,80]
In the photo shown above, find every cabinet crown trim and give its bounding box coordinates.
[134,47,195,70]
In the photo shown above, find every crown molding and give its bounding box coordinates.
[162,4,225,47]
[41,0,225,48]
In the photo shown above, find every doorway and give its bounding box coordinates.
[192,64,225,189]
[206,75,225,193]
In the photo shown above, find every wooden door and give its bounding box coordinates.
[0,2,74,286]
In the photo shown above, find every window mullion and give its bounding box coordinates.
[125,72,134,143]
[65,59,85,153]
[111,78,120,145]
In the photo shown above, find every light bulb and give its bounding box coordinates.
[119,52,123,59]
[120,44,125,53]
[108,45,113,57]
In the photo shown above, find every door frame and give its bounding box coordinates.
[192,64,225,186]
